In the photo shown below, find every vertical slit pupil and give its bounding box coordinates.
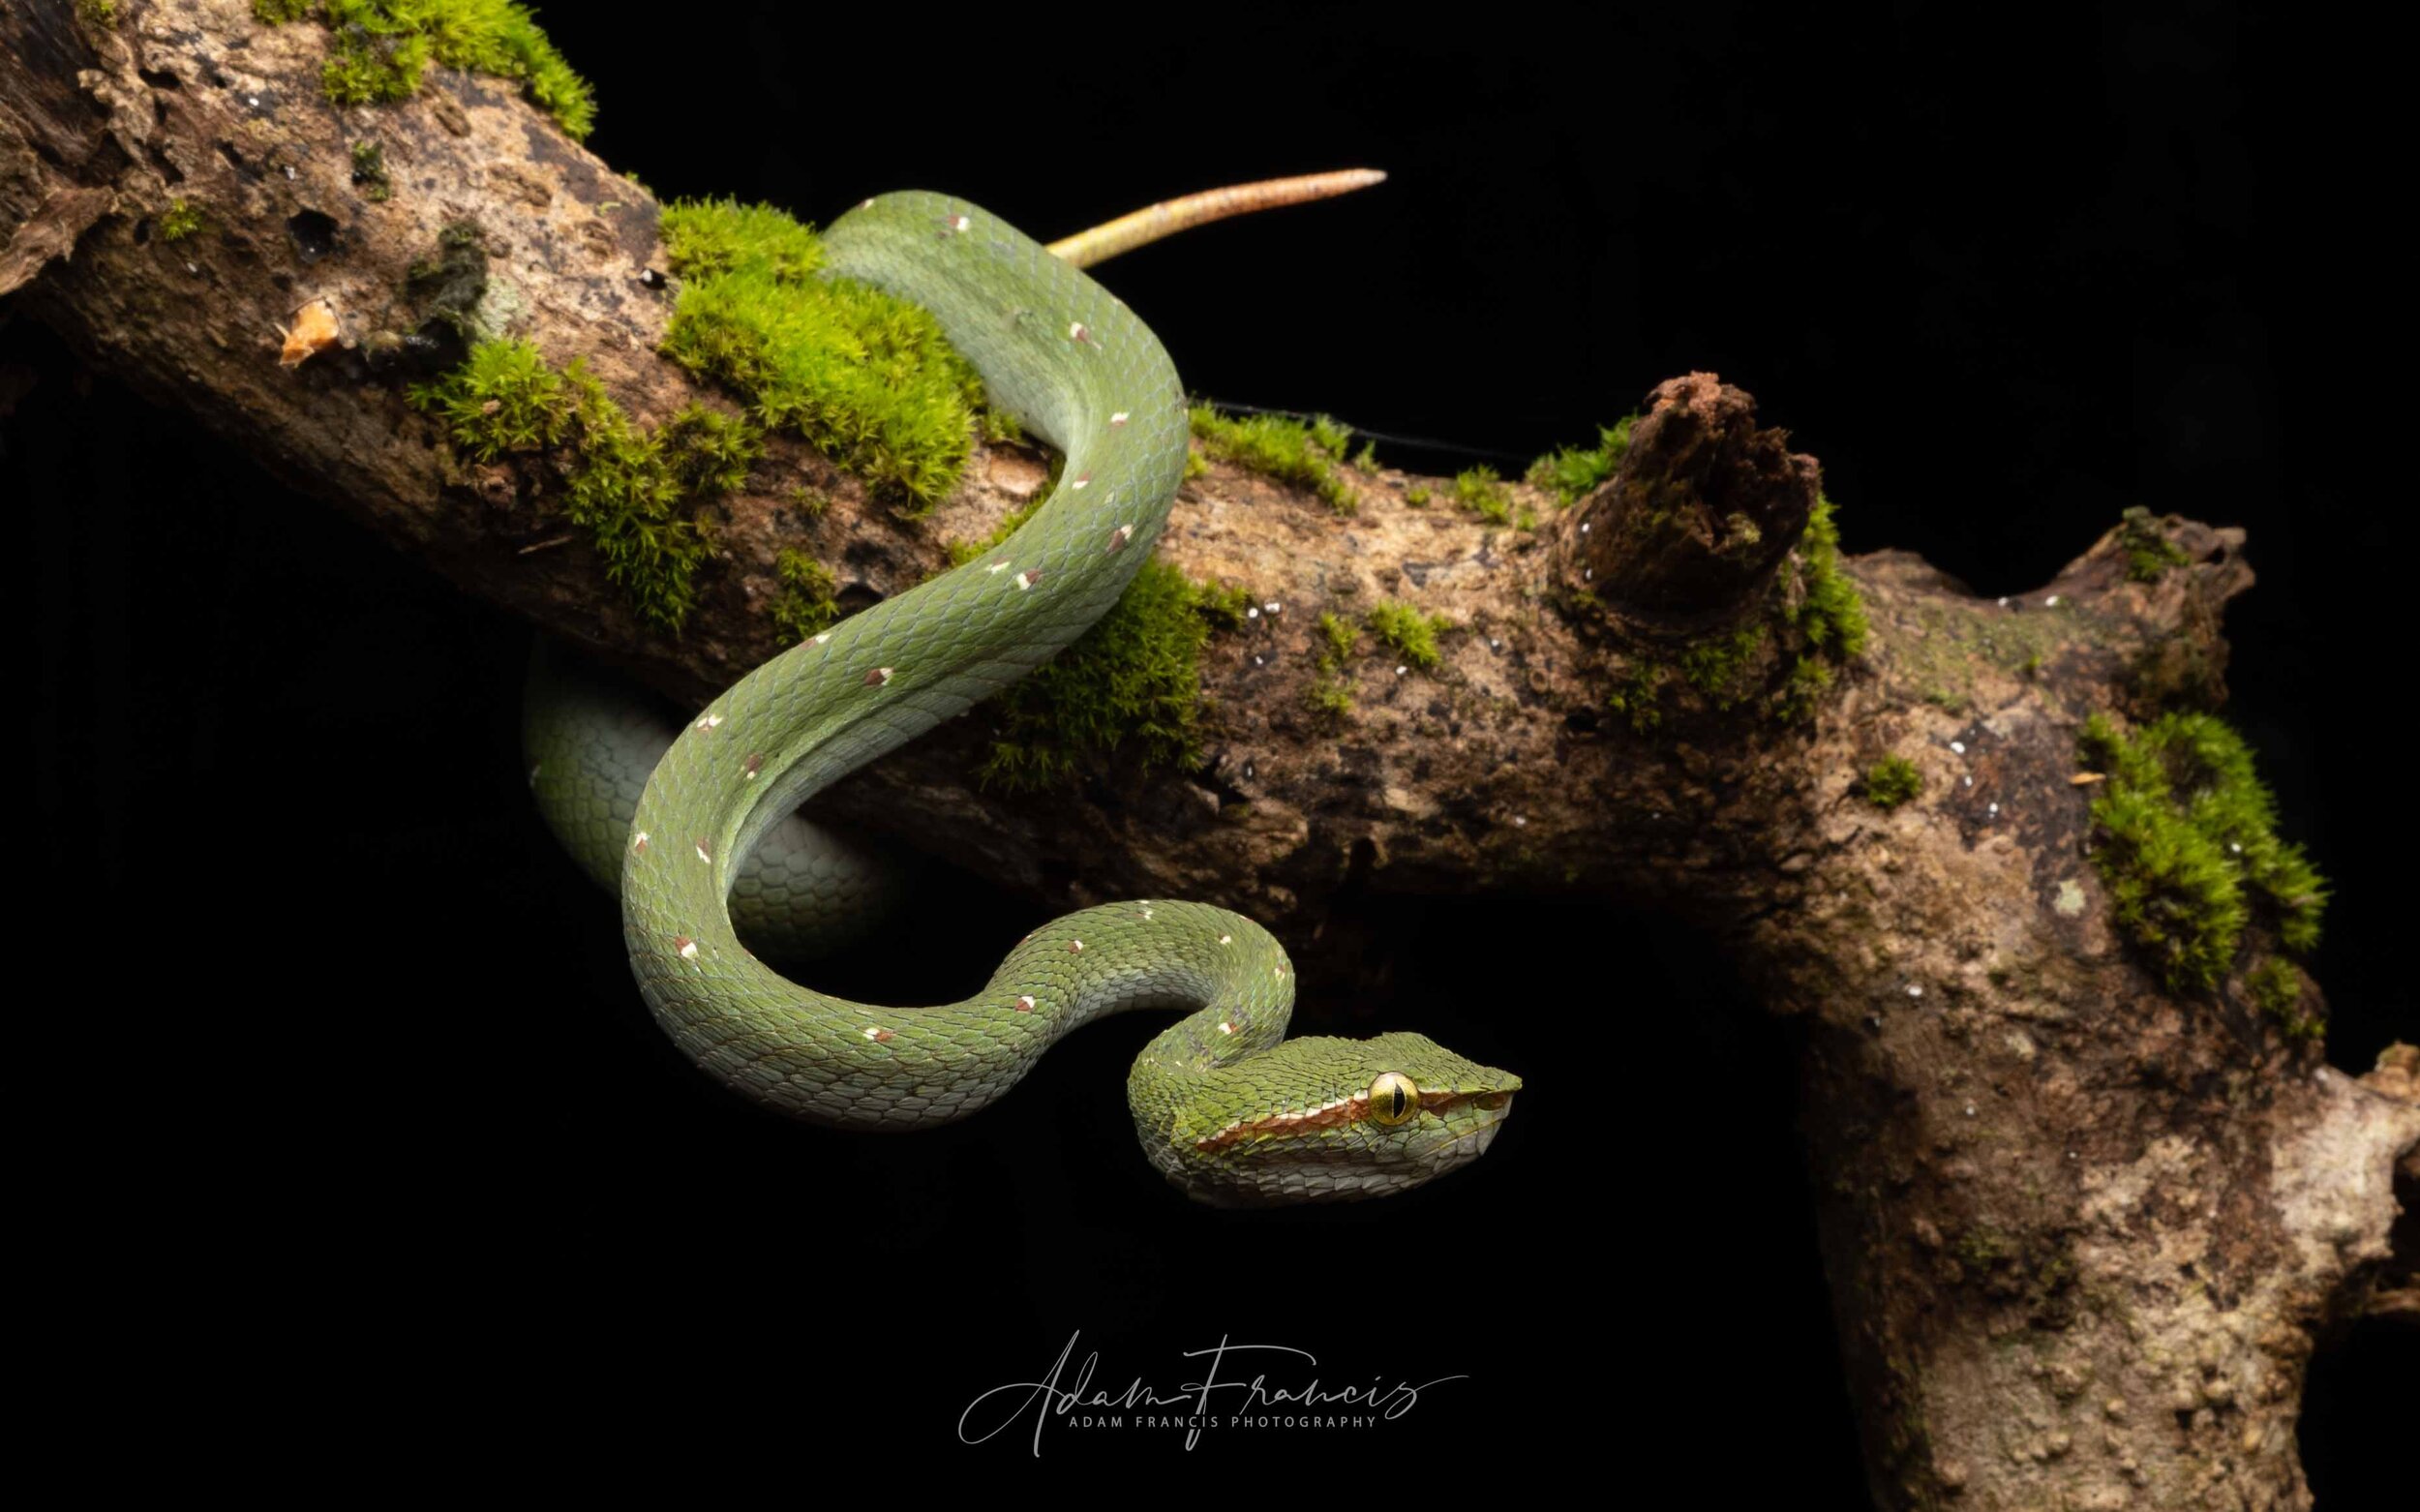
[1391,1086,1407,1118]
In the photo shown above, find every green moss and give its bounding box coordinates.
[658,198,985,513]
[318,19,426,108]
[1192,580,1254,631]
[557,364,711,633]
[659,197,822,284]
[1862,754,1923,809]
[1796,492,1869,658]
[1187,406,1357,515]
[1182,446,1208,482]
[1678,621,1767,708]
[769,549,840,642]
[1367,600,1451,670]
[77,0,118,26]
[1451,465,1513,525]
[657,403,761,497]
[1318,611,1358,665]
[1404,485,1432,507]
[301,1,596,139]
[2078,711,2328,995]
[1300,611,1360,721]
[409,340,743,631]
[405,337,568,457]
[978,559,1225,791]
[1350,439,1379,471]
[348,138,392,200]
[157,199,206,243]
[1308,414,1355,458]
[1608,661,1665,733]
[1526,414,1637,503]
[2246,956,2321,1040]
[1305,681,1355,720]
[2120,505,2191,583]
[1770,654,1833,723]
[783,485,831,519]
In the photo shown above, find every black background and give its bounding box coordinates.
[15,2,2407,1499]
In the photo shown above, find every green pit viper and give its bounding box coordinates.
[525,192,1518,1205]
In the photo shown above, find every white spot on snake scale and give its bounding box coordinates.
[694,839,712,863]
[1015,995,1036,1013]
[812,632,831,645]
[1110,411,1130,426]
[1218,934,1231,946]
[1219,1020,1235,1036]
[631,832,650,853]
[695,712,722,731]
[864,667,893,686]
[987,559,1011,574]
[1069,321,1091,344]
[1069,939,1085,953]
[743,753,764,780]
[863,1026,894,1043]
[952,215,971,233]
[1107,524,1133,553]
[1071,472,1091,490]
[1014,571,1044,591]
[676,936,699,960]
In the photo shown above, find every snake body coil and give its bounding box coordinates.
[548,194,1516,1204]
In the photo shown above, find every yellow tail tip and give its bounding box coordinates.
[1047,168,1391,269]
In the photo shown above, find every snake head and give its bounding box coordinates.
[1141,1031,1520,1207]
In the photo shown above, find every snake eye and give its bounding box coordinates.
[1367,1072,1420,1127]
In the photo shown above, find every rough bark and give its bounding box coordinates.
[7,7,2413,1507]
